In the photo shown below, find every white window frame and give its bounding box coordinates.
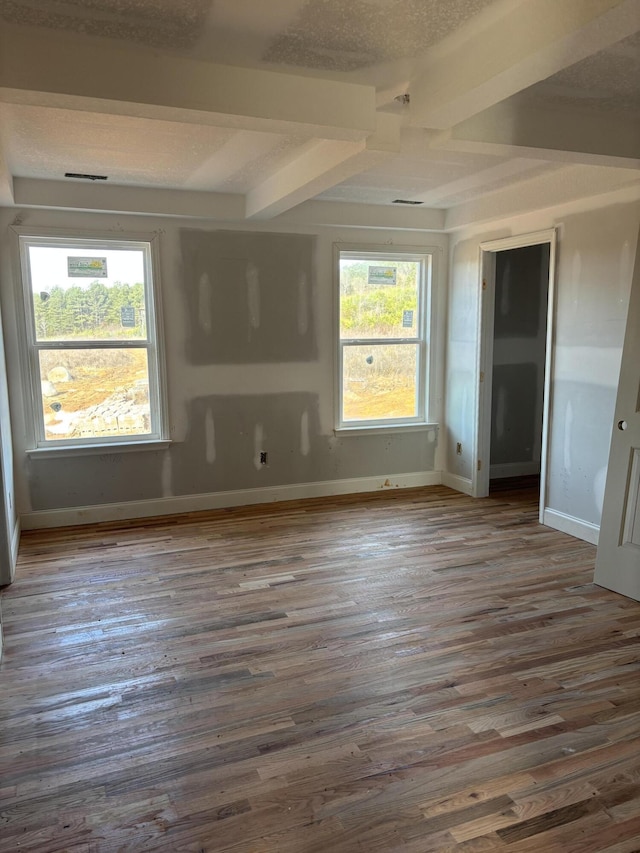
[14,228,169,454]
[335,244,436,434]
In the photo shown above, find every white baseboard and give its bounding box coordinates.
[442,472,474,496]
[21,471,443,530]
[490,462,540,479]
[543,508,599,545]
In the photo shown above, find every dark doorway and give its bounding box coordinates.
[488,244,550,496]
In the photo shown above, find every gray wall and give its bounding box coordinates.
[547,206,637,525]
[0,209,447,517]
[447,199,640,528]
[490,244,549,477]
[4,196,635,537]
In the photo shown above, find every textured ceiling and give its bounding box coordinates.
[522,30,640,114]
[316,151,499,202]
[213,135,310,194]
[0,0,213,50]
[0,0,638,214]
[262,0,497,72]
[0,103,307,191]
[0,0,497,73]
[436,163,562,207]
[314,151,557,206]
[1,103,233,186]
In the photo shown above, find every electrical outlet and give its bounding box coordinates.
[456,442,462,455]
[260,451,268,465]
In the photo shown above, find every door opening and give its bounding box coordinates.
[475,230,557,522]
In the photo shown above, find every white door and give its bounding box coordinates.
[595,230,640,601]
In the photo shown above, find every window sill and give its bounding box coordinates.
[334,422,439,438]
[26,440,171,459]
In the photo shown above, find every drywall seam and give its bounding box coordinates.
[20,471,443,530]
[442,473,474,495]
[543,508,599,546]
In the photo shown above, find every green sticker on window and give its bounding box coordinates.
[68,257,108,277]
[368,266,397,285]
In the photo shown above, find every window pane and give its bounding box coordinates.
[340,258,420,339]
[39,348,151,441]
[29,246,148,341]
[342,344,418,422]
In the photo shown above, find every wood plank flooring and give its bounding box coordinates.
[1,484,640,852]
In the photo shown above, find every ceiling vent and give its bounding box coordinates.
[64,172,108,181]
[392,199,423,205]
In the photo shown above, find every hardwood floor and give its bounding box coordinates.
[1,484,640,852]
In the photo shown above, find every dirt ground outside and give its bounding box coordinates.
[40,348,150,440]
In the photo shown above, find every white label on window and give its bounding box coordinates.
[402,309,414,327]
[68,257,108,277]
[368,266,397,285]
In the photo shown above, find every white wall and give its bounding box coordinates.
[0,207,448,526]
[446,196,640,540]
[0,256,18,585]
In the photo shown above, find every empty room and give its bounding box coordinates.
[0,1,640,850]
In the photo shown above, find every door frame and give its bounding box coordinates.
[473,228,557,523]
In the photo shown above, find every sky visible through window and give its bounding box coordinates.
[29,246,144,293]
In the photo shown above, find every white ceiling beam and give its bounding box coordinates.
[245,139,367,219]
[433,102,640,170]
[0,23,376,141]
[183,132,291,191]
[245,114,401,220]
[274,200,446,232]
[410,0,640,129]
[10,176,449,232]
[445,164,640,231]
[12,179,245,220]
[416,158,555,206]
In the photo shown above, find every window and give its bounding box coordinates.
[17,232,168,450]
[337,247,433,430]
